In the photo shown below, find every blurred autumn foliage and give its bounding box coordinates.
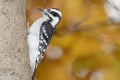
[26,0,120,80]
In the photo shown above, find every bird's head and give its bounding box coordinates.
[38,8,62,28]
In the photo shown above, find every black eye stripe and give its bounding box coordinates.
[50,12,58,16]
[46,9,61,19]
[50,11,61,19]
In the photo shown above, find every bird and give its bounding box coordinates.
[27,8,62,80]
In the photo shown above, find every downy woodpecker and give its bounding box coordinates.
[27,8,62,79]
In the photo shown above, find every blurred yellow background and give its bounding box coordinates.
[26,0,120,80]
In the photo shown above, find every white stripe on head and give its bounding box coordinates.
[50,8,62,18]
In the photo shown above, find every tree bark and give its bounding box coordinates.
[0,0,31,80]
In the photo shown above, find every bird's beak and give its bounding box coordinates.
[37,8,47,15]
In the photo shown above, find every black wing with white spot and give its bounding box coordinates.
[38,21,53,55]
[37,21,53,65]
[32,22,54,79]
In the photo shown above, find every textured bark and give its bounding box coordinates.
[0,0,31,80]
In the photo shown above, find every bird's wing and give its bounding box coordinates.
[32,21,53,79]
[36,21,53,67]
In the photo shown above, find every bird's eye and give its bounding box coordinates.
[50,12,58,17]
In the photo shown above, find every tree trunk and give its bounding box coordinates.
[0,0,31,80]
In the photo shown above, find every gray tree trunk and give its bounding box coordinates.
[0,0,31,80]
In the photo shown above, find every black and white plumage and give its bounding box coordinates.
[27,8,62,79]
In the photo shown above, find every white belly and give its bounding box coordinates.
[27,34,39,72]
